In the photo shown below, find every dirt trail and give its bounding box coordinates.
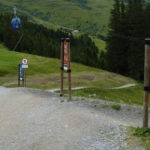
[0,86,147,150]
[109,83,137,89]
[47,87,86,92]
[47,83,137,93]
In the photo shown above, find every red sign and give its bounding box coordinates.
[63,40,69,68]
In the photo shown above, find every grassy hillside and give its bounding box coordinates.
[0,44,145,105]
[0,0,149,37]
[92,37,106,52]
[0,0,113,36]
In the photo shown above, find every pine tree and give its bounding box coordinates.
[106,0,128,74]
[127,0,145,80]
[0,13,100,69]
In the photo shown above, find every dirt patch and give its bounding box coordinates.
[78,75,95,81]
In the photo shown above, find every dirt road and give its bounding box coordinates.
[0,86,147,150]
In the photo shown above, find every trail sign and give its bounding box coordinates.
[18,58,28,87]
[63,40,69,71]
[22,64,28,69]
[60,38,72,100]
[22,58,28,65]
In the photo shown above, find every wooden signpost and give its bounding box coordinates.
[143,38,150,128]
[18,58,28,87]
[60,38,72,100]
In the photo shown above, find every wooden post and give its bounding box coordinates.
[143,38,150,128]
[24,69,26,87]
[60,38,72,99]
[18,64,20,87]
[60,39,64,97]
[68,41,72,100]
[22,69,25,87]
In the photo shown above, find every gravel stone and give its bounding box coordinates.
[0,86,148,150]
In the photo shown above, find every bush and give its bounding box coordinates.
[111,104,121,111]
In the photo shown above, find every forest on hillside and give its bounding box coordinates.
[1,0,150,81]
[0,14,100,68]
[106,0,150,80]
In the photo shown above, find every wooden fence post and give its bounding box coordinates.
[68,40,72,100]
[143,38,150,128]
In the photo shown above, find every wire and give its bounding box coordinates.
[13,33,24,51]
[13,7,17,17]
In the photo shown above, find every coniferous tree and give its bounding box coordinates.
[0,14,99,68]
[127,0,145,80]
[106,0,123,73]
[106,0,146,80]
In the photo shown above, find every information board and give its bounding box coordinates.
[63,40,69,71]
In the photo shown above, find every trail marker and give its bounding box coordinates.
[18,58,28,87]
[22,58,28,65]
[22,64,28,69]
[60,38,72,100]
[19,64,23,81]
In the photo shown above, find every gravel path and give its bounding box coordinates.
[0,86,148,150]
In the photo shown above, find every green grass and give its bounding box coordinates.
[0,0,114,36]
[72,84,144,105]
[91,37,106,52]
[111,104,121,111]
[0,44,102,75]
[1,0,149,37]
[129,127,150,149]
[0,44,144,106]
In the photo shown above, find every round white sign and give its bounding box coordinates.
[22,58,28,65]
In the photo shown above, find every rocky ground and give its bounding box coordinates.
[0,86,148,150]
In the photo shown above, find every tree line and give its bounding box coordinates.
[0,13,99,68]
[106,0,150,80]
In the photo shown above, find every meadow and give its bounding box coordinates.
[0,44,145,106]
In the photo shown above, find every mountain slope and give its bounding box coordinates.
[0,44,143,106]
[0,0,114,36]
[0,43,135,89]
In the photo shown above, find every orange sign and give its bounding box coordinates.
[63,40,69,66]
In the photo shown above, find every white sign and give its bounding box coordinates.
[22,58,28,65]
[22,64,28,69]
